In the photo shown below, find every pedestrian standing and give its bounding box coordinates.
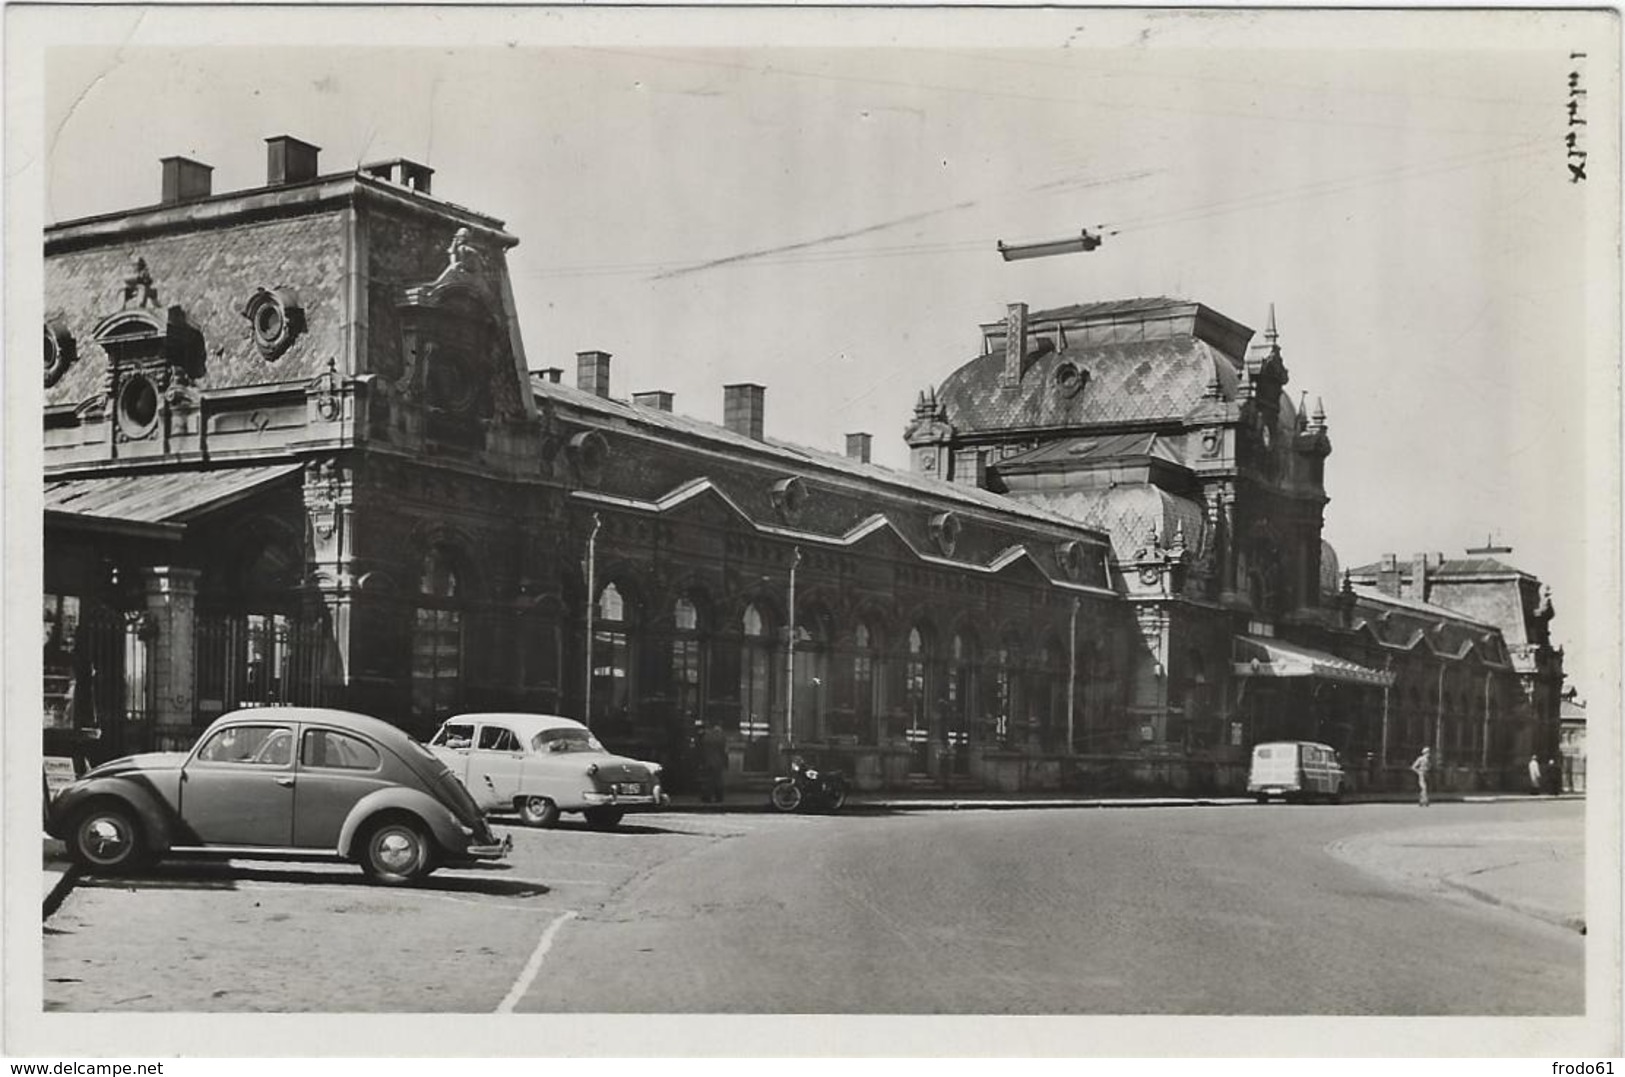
[700,721,729,804]
[1546,757,1562,795]
[1410,747,1431,807]
[1527,754,1543,795]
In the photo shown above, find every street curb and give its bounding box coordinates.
[43,864,80,920]
[853,797,1255,811]
[1440,876,1587,935]
[666,792,1585,814]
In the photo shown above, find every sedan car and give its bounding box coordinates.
[46,707,510,885]
[428,713,668,829]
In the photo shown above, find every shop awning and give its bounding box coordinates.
[1233,635,1393,687]
[44,463,304,532]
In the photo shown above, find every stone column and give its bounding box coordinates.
[304,457,356,705]
[140,566,201,749]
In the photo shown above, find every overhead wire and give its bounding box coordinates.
[516,133,1551,281]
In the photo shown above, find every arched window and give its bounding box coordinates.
[948,631,976,745]
[904,626,930,773]
[590,582,633,730]
[413,545,465,723]
[845,622,884,746]
[669,595,703,733]
[1033,639,1062,752]
[739,603,777,771]
[990,635,1025,747]
[792,608,831,742]
[520,600,563,712]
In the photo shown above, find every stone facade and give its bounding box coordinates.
[40,141,1561,797]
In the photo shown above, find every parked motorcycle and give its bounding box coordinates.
[770,754,848,813]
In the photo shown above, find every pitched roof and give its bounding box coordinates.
[533,378,1112,541]
[44,463,303,525]
[1009,484,1209,562]
[1347,555,1531,579]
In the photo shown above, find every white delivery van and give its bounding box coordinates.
[1247,740,1345,803]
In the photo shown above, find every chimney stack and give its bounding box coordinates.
[845,433,872,463]
[537,367,563,384]
[723,383,765,440]
[160,157,213,204]
[362,159,434,195]
[633,391,674,412]
[576,351,612,398]
[1409,553,1430,602]
[266,135,321,186]
[1002,302,1028,388]
[1377,553,1401,597]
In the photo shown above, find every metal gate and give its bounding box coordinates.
[195,612,328,725]
[43,597,133,763]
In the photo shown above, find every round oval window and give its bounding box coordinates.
[118,375,159,435]
[255,302,285,342]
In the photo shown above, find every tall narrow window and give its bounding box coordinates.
[740,603,776,770]
[670,596,703,732]
[413,548,463,724]
[792,611,830,742]
[905,627,929,773]
[851,623,880,745]
[591,583,632,728]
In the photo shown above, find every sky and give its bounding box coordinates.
[25,6,1619,686]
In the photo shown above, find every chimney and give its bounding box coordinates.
[845,433,872,463]
[1377,553,1401,598]
[361,159,434,195]
[1409,553,1430,603]
[632,391,674,412]
[1001,302,1028,388]
[723,383,765,440]
[536,367,563,384]
[576,351,611,398]
[266,135,321,185]
[160,157,213,204]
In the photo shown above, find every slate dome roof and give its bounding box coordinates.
[934,298,1257,435]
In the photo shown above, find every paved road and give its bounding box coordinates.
[43,800,1583,1014]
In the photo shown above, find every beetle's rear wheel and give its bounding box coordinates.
[359,818,435,885]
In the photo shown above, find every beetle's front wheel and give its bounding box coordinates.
[70,803,148,873]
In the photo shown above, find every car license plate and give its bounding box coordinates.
[615,782,644,795]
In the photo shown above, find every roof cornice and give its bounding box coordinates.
[46,172,515,254]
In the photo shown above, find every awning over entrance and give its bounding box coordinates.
[44,463,303,530]
[1233,635,1394,687]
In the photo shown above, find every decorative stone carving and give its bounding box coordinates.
[566,429,609,484]
[1053,361,1088,399]
[769,476,808,521]
[303,457,351,564]
[120,257,160,310]
[308,358,343,422]
[44,321,77,388]
[241,287,306,361]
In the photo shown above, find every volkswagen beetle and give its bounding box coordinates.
[45,707,510,885]
[428,713,668,829]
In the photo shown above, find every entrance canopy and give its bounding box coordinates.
[45,463,303,535]
[1233,635,1393,687]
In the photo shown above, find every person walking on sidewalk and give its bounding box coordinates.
[1528,754,1543,795]
[699,721,729,804]
[1410,747,1432,807]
